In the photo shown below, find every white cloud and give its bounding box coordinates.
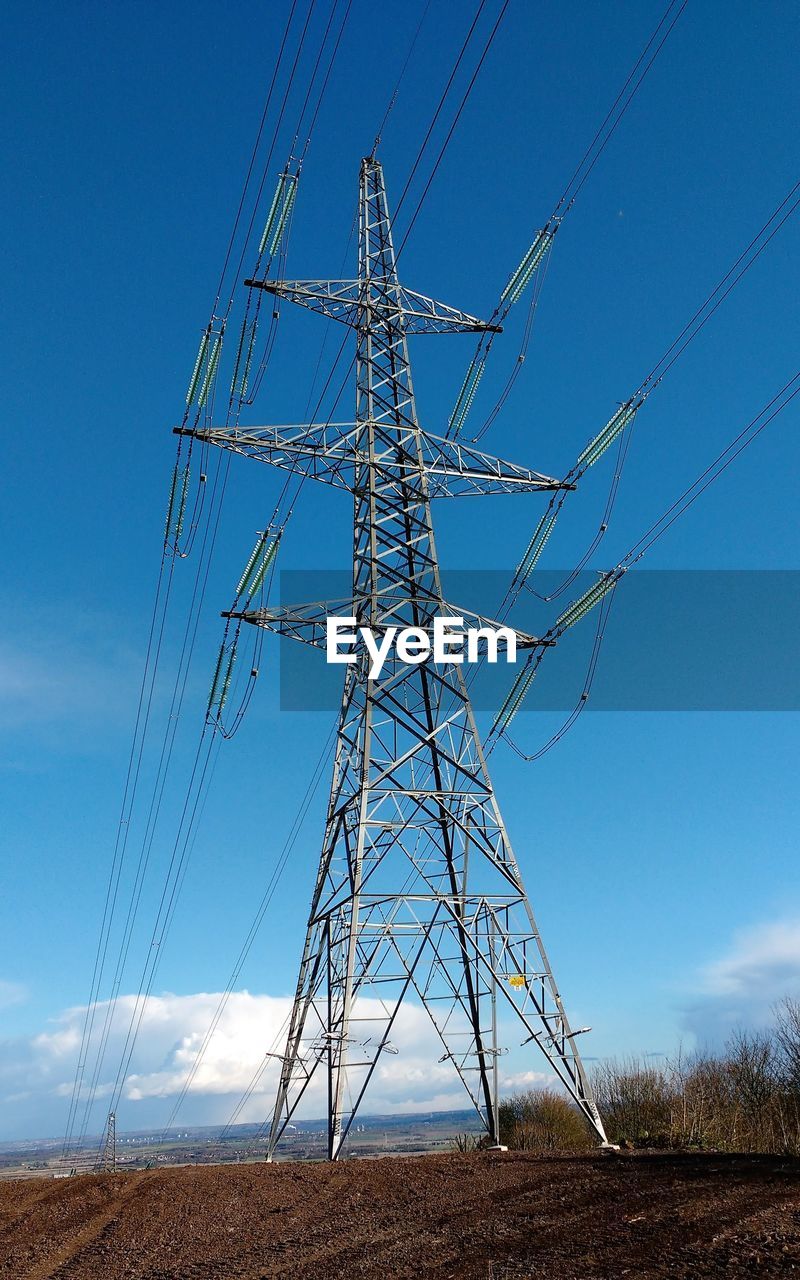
[700,919,800,997]
[0,989,483,1140]
[0,985,570,1141]
[499,1070,552,1091]
[683,917,800,1043]
[0,980,27,1010]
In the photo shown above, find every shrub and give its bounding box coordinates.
[498,1088,593,1153]
[592,1058,675,1148]
[497,1000,800,1156]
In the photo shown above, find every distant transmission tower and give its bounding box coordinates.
[183,157,609,1157]
[100,1110,116,1172]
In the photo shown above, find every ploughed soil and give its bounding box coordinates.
[1,1150,800,1278]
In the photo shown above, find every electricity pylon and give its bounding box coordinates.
[182,156,609,1157]
[99,1110,116,1172]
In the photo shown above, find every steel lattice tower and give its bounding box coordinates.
[100,1110,116,1173]
[183,157,609,1157]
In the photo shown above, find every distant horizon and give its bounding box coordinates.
[1,1105,484,1152]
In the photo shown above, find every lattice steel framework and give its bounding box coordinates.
[99,1110,116,1173]
[183,157,608,1158]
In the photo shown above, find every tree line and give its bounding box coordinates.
[498,997,800,1154]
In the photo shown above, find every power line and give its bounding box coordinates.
[620,372,800,567]
[494,173,800,626]
[492,370,800,757]
[556,0,689,213]
[448,0,690,444]
[396,0,510,257]
[371,0,433,156]
[391,0,490,222]
[203,7,521,1143]
[67,4,350,1151]
[212,0,301,316]
[159,722,337,1138]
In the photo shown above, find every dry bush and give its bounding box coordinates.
[498,1088,593,1153]
[775,997,800,1090]
[497,1001,800,1156]
[592,1057,675,1148]
[592,1020,800,1154]
[452,1132,484,1153]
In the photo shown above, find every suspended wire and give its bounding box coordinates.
[291,0,341,155]
[69,0,356,1151]
[61,546,178,1157]
[529,408,635,604]
[301,0,354,160]
[490,369,800,757]
[158,721,337,1139]
[555,0,689,214]
[65,442,234,1154]
[619,371,800,567]
[66,425,234,1155]
[503,585,618,762]
[205,5,517,1141]
[207,520,285,741]
[448,0,690,444]
[222,0,320,323]
[95,0,571,1147]
[371,0,433,156]
[74,448,235,1151]
[495,173,800,623]
[237,193,297,406]
[76,463,240,1142]
[391,0,490,223]
[87,272,302,1130]
[73,7,358,1152]
[143,0,795,1144]
[72,213,267,1157]
[211,0,301,317]
[228,0,353,404]
[97,723,218,1136]
[148,3,503,1138]
[395,0,510,259]
[467,246,553,443]
[639,180,800,395]
[73,0,792,1147]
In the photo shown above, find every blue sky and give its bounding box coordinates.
[1,0,799,1141]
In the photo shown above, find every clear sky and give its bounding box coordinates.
[1,0,799,1142]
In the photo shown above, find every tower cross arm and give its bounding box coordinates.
[420,432,574,497]
[246,279,363,326]
[175,422,574,496]
[225,598,552,652]
[400,287,502,335]
[174,422,358,490]
[245,277,501,335]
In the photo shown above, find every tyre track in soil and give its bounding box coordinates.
[244,1154,800,1279]
[476,1174,794,1279]
[284,1163,730,1279]
[54,1162,374,1280]
[0,1173,144,1280]
[0,1180,78,1238]
[1,1152,800,1279]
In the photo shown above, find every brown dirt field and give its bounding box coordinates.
[1,1150,799,1279]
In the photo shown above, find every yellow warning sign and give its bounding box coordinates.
[508,974,525,988]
